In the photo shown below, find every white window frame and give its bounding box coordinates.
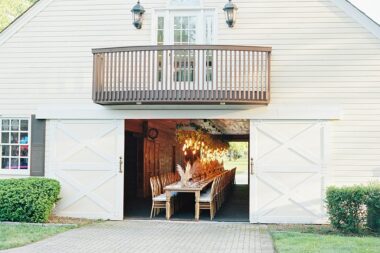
[0,116,31,176]
[151,8,217,45]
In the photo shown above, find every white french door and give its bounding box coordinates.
[154,10,215,90]
[249,120,327,224]
[155,10,214,45]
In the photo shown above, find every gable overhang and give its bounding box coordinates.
[330,0,380,39]
[0,0,54,47]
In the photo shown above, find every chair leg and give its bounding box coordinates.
[150,204,154,219]
[210,203,214,220]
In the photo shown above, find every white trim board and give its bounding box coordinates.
[36,104,342,120]
[331,0,380,39]
[0,0,54,46]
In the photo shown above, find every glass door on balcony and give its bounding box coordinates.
[155,10,214,94]
[172,15,197,85]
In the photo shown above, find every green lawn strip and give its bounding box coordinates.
[224,159,248,173]
[269,225,380,253]
[0,223,76,250]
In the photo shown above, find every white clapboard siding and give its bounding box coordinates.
[0,0,380,185]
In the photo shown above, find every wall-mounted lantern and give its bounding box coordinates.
[131,1,145,29]
[223,0,238,28]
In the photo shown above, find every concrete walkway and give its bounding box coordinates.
[2,220,275,253]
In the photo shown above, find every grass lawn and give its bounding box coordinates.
[0,223,74,250]
[0,216,96,250]
[224,158,248,173]
[224,158,249,184]
[270,225,380,253]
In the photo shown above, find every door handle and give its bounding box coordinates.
[250,158,254,175]
[119,156,123,173]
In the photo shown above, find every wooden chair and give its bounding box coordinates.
[150,176,174,218]
[231,167,236,185]
[199,175,221,220]
[160,173,169,190]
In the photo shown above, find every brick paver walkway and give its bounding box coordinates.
[3,220,275,253]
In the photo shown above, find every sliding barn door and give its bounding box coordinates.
[46,120,124,220]
[250,120,327,224]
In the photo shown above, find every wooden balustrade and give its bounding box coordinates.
[92,45,271,105]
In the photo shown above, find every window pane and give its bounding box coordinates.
[1,158,9,169]
[182,30,189,43]
[11,133,19,144]
[20,133,28,144]
[1,145,9,156]
[11,120,19,131]
[189,30,196,43]
[174,17,181,29]
[205,15,213,44]
[1,120,9,131]
[174,30,181,43]
[189,17,196,29]
[20,145,28,157]
[157,17,164,30]
[11,146,19,156]
[20,120,28,131]
[20,158,28,170]
[10,158,19,169]
[182,17,189,29]
[157,30,164,44]
[1,132,9,143]
[0,119,30,171]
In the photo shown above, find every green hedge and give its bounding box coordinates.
[366,184,380,233]
[326,183,380,234]
[0,178,60,223]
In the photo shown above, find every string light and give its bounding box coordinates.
[176,129,229,163]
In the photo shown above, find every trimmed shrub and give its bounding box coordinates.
[326,186,367,233]
[0,178,60,223]
[366,183,380,233]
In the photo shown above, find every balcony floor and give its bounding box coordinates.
[94,90,268,104]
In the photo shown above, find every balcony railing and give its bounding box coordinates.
[92,45,271,105]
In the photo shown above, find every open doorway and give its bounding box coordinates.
[215,141,249,221]
[124,119,249,222]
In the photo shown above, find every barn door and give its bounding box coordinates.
[47,120,124,220]
[250,120,327,224]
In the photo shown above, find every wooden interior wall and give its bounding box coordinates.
[125,119,184,198]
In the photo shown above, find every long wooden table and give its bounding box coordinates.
[164,179,214,221]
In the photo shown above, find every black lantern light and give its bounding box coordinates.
[223,0,238,28]
[131,1,145,29]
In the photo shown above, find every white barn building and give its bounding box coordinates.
[0,0,380,223]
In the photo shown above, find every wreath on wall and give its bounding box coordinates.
[147,128,159,140]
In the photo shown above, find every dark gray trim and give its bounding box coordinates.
[30,115,45,176]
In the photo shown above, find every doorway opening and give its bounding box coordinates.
[123,119,249,222]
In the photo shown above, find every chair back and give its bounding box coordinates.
[150,176,162,198]
[210,175,221,198]
[160,173,169,189]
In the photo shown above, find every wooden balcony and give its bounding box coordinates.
[92,45,271,105]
